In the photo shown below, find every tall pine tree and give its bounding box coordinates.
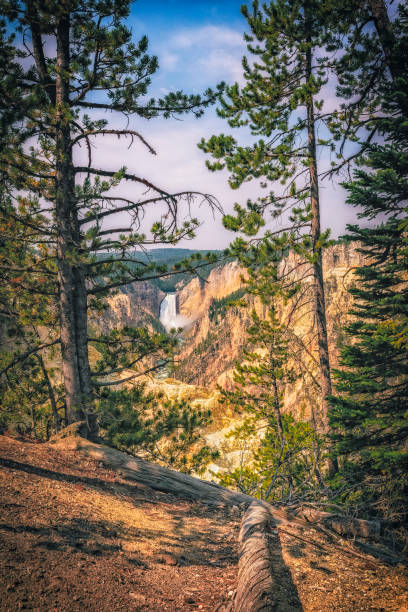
[329,8,408,536]
[199,0,338,471]
[0,0,222,433]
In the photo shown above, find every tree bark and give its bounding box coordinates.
[271,373,284,448]
[305,15,338,475]
[72,235,96,434]
[367,0,400,82]
[55,12,84,424]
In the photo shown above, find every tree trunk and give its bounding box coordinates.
[72,246,96,434]
[55,13,84,425]
[305,20,338,475]
[37,354,61,432]
[271,373,284,448]
[368,0,400,82]
[30,5,95,430]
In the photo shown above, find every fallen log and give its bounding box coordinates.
[49,430,253,508]
[233,501,277,612]
[280,506,381,541]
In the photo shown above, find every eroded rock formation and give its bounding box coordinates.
[175,243,366,421]
[92,280,165,333]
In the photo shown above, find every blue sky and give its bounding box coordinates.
[76,0,361,250]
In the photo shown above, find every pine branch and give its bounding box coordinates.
[74,166,168,194]
[0,340,60,377]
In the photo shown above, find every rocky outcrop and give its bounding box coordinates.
[178,261,245,320]
[92,280,165,333]
[122,280,165,318]
[175,243,366,421]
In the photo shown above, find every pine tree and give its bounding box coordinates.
[0,133,62,435]
[0,0,222,433]
[329,15,408,536]
[199,0,337,470]
[97,385,218,475]
[325,0,403,173]
[216,253,322,501]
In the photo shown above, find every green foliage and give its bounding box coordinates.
[0,187,63,437]
[324,0,400,164]
[217,414,320,501]
[91,326,177,376]
[194,332,218,356]
[96,385,218,475]
[0,353,62,440]
[208,288,246,323]
[329,19,408,536]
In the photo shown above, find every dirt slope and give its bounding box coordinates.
[0,436,239,611]
[0,435,407,612]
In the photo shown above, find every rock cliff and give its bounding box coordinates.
[175,242,366,421]
[178,261,244,320]
[92,280,165,334]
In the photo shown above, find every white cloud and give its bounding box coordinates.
[152,24,247,90]
[171,25,243,49]
[198,49,244,83]
[160,51,179,71]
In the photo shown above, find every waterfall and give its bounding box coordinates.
[160,293,192,331]
[159,293,179,331]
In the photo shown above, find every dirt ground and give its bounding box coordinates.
[0,436,239,611]
[0,435,407,612]
[269,515,408,612]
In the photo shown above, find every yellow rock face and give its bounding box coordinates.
[178,261,246,320]
[175,242,366,423]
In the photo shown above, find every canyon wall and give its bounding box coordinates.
[93,243,367,424]
[175,242,366,421]
[177,260,244,320]
[92,280,165,334]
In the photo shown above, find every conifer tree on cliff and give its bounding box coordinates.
[0,0,222,432]
[215,247,322,501]
[199,0,337,472]
[329,7,408,534]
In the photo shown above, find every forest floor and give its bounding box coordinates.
[0,435,407,612]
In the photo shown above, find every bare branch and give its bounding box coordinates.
[71,130,156,155]
[79,191,219,225]
[93,362,170,386]
[74,166,168,194]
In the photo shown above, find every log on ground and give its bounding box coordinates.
[49,431,253,508]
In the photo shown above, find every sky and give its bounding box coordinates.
[76,0,362,250]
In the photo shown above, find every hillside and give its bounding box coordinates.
[0,435,239,611]
[1,435,408,611]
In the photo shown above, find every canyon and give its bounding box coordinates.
[103,242,365,429]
